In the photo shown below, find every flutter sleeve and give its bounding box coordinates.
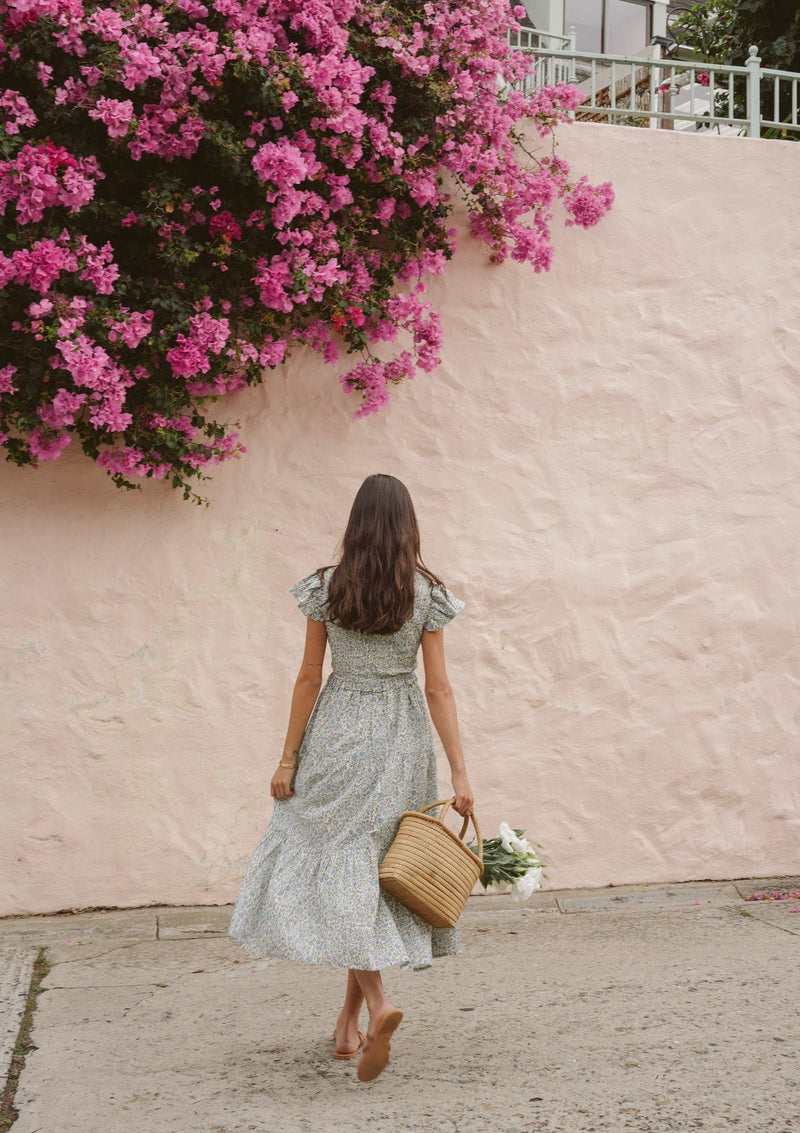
[423,582,465,631]
[289,569,329,622]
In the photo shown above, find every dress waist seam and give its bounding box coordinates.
[327,672,419,692]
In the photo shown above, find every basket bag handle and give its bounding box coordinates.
[418,798,483,866]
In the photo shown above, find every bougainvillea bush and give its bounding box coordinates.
[0,0,614,502]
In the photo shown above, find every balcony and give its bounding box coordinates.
[508,32,800,138]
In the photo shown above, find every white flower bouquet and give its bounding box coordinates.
[468,822,547,904]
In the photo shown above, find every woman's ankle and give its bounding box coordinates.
[365,995,393,1024]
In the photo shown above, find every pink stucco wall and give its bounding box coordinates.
[2,124,799,917]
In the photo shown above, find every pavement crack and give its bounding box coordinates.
[122,991,156,1014]
[45,983,157,991]
[45,939,158,966]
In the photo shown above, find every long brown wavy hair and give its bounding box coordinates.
[322,474,445,635]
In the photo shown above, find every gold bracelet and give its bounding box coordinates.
[279,760,297,769]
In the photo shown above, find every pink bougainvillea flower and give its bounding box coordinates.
[88,96,135,139]
[28,426,72,462]
[0,0,613,502]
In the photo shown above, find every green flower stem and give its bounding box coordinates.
[467,832,547,890]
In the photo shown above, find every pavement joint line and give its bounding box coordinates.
[2,876,799,940]
[739,912,800,938]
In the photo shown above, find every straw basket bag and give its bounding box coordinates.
[378,798,484,928]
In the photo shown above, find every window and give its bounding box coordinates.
[606,0,649,54]
[565,0,603,53]
[565,0,652,55]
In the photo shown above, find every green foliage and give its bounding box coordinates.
[671,0,799,70]
[467,828,547,890]
[670,1,800,137]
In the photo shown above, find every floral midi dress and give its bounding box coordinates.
[227,567,464,971]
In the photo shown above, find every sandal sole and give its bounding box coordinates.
[357,1009,403,1082]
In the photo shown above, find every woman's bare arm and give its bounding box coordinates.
[420,627,474,816]
[270,617,327,800]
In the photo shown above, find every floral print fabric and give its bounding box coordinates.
[227,568,464,971]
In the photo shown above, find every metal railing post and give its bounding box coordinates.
[745,45,762,137]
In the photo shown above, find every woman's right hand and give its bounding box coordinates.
[450,770,474,817]
[270,764,296,800]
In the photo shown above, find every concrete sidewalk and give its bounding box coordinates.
[1,876,799,1133]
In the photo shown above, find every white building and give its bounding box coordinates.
[522,0,675,56]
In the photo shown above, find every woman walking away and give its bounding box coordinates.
[228,473,474,1083]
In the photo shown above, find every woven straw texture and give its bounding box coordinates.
[379,799,483,928]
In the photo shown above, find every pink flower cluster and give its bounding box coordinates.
[39,388,87,428]
[0,142,102,224]
[0,89,36,134]
[564,177,616,229]
[0,363,18,396]
[0,0,613,499]
[88,96,135,138]
[108,307,154,348]
[28,427,72,461]
[55,334,135,433]
[167,309,231,379]
[0,229,120,296]
[745,890,800,902]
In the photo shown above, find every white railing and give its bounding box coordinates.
[510,40,800,138]
[761,63,800,135]
[508,25,575,54]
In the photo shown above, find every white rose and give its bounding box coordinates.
[511,867,543,903]
[498,821,517,854]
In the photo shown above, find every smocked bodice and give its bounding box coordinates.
[289,568,463,687]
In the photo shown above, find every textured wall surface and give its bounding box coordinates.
[2,124,799,917]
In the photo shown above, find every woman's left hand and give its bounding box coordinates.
[450,770,474,817]
[270,765,296,800]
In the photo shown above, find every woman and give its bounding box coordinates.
[228,473,474,1083]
